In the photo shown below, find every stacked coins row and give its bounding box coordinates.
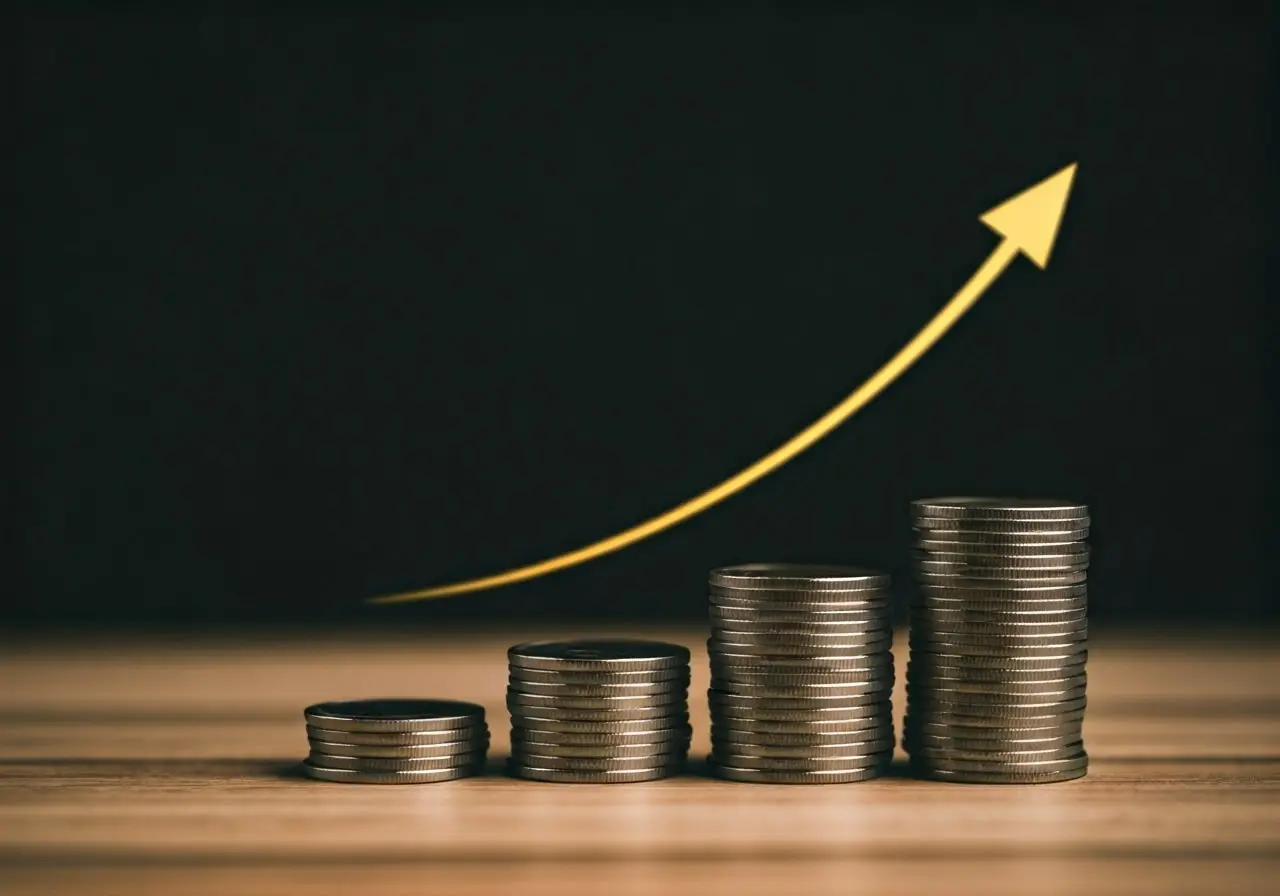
[506,639,693,783]
[904,497,1090,784]
[302,699,490,784]
[706,564,896,784]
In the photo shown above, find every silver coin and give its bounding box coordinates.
[305,751,482,772]
[916,545,1085,560]
[710,600,892,618]
[904,728,1082,748]
[710,589,892,610]
[906,660,1085,681]
[711,735,894,760]
[915,528,1090,547]
[710,747,895,771]
[712,725,893,747]
[911,607,1087,626]
[711,653,893,673]
[304,724,489,745]
[911,737,1080,757]
[709,617,893,636]
[509,666,690,685]
[710,679,893,699]
[710,668,894,689]
[302,699,486,734]
[707,757,890,784]
[910,498,1089,522]
[903,707,1086,728]
[917,570,1088,588]
[307,738,488,759]
[711,638,893,658]
[909,638,1087,660]
[508,748,687,770]
[712,704,892,725]
[710,564,890,592]
[508,738,688,759]
[506,690,687,711]
[904,718,1083,739]
[916,554,1089,573]
[913,518,1092,536]
[906,699,1087,722]
[301,759,482,784]
[910,623,1089,641]
[906,674,1086,696]
[913,599,1089,620]
[508,763,683,783]
[710,689,890,709]
[906,650,1088,671]
[508,639,690,673]
[508,704,688,723]
[909,687,1088,709]
[914,537,1089,555]
[917,582,1088,600]
[908,687,1086,708]
[914,751,1088,774]
[507,679,688,699]
[716,629,896,650]
[511,723,692,745]
[710,605,887,624]
[715,715,891,736]
[911,764,1088,784]
[512,714,690,734]
[711,627,893,647]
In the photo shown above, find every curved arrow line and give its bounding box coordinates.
[370,164,1076,604]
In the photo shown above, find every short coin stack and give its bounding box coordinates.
[302,698,490,783]
[905,497,1090,784]
[507,639,692,783]
[706,564,896,784]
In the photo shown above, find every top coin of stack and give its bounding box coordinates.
[905,497,1090,784]
[506,639,692,783]
[302,698,490,783]
[706,564,896,784]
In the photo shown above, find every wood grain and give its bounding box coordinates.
[2,626,1277,895]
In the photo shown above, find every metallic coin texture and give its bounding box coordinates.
[706,564,896,784]
[304,724,489,746]
[509,667,690,685]
[905,496,1090,783]
[910,498,1089,522]
[303,699,486,733]
[707,758,891,784]
[306,738,488,759]
[507,763,684,783]
[506,638,692,779]
[508,679,688,698]
[306,752,478,772]
[301,759,483,784]
[709,564,891,592]
[298,698,490,782]
[509,724,692,746]
[508,639,690,673]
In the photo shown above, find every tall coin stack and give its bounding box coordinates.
[506,639,692,783]
[905,497,1090,784]
[302,698,490,783]
[706,564,896,784]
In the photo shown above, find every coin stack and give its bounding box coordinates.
[905,497,1090,784]
[301,698,490,783]
[706,564,896,784]
[506,639,693,783]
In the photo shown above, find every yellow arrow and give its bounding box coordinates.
[371,163,1078,605]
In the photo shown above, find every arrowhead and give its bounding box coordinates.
[979,163,1078,269]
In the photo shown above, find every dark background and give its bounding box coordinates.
[9,7,1277,627]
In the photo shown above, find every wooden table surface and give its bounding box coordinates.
[2,626,1278,895]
